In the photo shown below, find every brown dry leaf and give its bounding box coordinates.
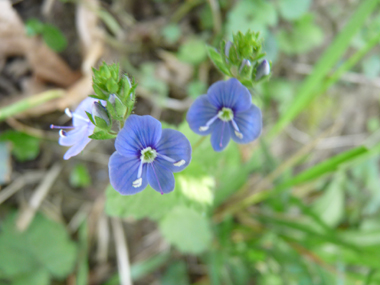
[76,0,104,74]
[0,0,80,88]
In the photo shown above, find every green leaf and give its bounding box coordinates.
[277,14,323,55]
[105,184,180,220]
[0,212,77,281]
[0,131,40,162]
[131,252,170,281]
[178,38,207,65]
[161,261,190,285]
[226,0,277,37]
[89,130,116,140]
[25,18,44,36]
[69,164,91,188]
[140,63,169,97]
[186,80,207,98]
[162,24,181,44]
[278,0,311,20]
[105,161,215,220]
[41,24,67,52]
[76,222,89,285]
[11,269,50,285]
[312,172,345,227]
[159,207,212,254]
[276,146,368,191]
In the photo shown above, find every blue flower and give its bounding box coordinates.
[186,78,262,151]
[109,115,191,195]
[51,97,97,160]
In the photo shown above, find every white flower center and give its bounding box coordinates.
[132,147,186,188]
[140,147,157,163]
[217,107,234,122]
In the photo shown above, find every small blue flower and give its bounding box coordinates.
[51,97,97,160]
[109,115,191,195]
[186,78,262,151]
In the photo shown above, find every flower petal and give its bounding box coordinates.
[230,104,262,144]
[73,97,97,127]
[210,120,231,152]
[147,163,175,194]
[58,125,90,146]
[116,115,162,156]
[62,127,93,160]
[186,95,218,135]
[207,78,252,112]
[155,129,192,173]
[109,152,148,195]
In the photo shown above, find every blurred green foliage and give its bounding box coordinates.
[69,164,91,188]
[0,131,40,162]
[25,18,67,52]
[0,213,77,285]
[3,0,380,284]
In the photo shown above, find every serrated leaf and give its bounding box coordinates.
[89,131,116,140]
[0,212,77,280]
[0,131,40,162]
[159,207,212,254]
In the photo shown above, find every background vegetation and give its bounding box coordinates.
[1,0,380,284]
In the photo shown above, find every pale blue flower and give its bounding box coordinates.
[186,78,262,151]
[51,97,97,160]
[109,115,191,195]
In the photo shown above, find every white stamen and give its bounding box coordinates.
[174,160,185,167]
[132,178,142,188]
[199,114,219,132]
[235,131,243,139]
[59,129,67,137]
[65,108,73,118]
[73,113,90,122]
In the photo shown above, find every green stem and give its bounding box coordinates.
[192,136,206,151]
[0,89,64,122]
[170,0,204,23]
[267,0,379,140]
[321,31,380,92]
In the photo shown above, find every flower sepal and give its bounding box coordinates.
[92,84,108,100]
[121,76,137,115]
[92,101,111,130]
[254,59,271,82]
[206,45,231,77]
[108,94,127,120]
[89,128,117,140]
